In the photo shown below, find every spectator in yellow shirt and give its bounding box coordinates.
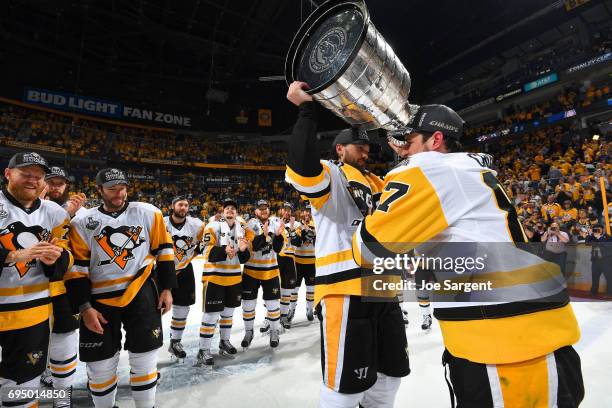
[542,194,562,221]
[559,160,572,176]
[559,200,578,224]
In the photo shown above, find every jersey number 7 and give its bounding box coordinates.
[376,182,411,213]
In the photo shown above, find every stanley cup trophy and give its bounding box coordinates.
[285,0,414,133]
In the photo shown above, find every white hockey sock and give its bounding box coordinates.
[242,299,257,331]
[306,285,315,312]
[199,311,220,350]
[264,299,281,331]
[129,349,159,408]
[49,330,78,389]
[319,382,364,408]
[170,305,190,341]
[86,352,120,408]
[360,372,402,408]
[219,307,235,341]
[417,291,431,317]
[280,288,292,317]
[290,289,298,312]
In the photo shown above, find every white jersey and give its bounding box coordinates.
[164,216,204,271]
[68,202,174,308]
[286,160,384,305]
[202,219,253,286]
[295,219,316,265]
[244,216,283,280]
[354,151,579,364]
[0,190,71,331]
[278,219,302,258]
[74,206,88,218]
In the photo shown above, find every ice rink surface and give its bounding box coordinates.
[66,259,612,407]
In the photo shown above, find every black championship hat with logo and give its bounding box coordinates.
[8,152,51,173]
[403,104,465,140]
[96,168,129,188]
[45,166,70,182]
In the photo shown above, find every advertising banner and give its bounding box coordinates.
[23,87,193,127]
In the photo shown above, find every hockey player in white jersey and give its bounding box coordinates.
[38,166,86,402]
[293,203,316,321]
[353,104,583,407]
[197,198,252,366]
[0,152,72,408]
[285,82,410,408]
[241,199,285,349]
[66,168,176,408]
[277,202,301,329]
[164,196,205,361]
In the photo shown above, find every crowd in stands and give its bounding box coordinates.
[481,121,611,248]
[465,79,612,140]
[0,104,289,165]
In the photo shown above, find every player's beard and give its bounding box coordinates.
[343,157,366,172]
[173,208,188,220]
[256,209,269,222]
[341,150,367,172]
[9,182,44,204]
[101,194,126,212]
[46,189,69,206]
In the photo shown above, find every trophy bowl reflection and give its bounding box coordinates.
[285,0,412,131]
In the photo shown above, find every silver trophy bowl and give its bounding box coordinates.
[285,0,412,131]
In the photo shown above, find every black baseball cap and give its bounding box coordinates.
[45,166,70,182]
[403,104,464,140]
[332,128,381,151]
[172,195,189,205]
[256,199,269,208]
[96,168,129,188]
[223,198,238,209]
[8,152,50,173]
[282,201,293,210]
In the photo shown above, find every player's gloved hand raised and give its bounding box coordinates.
[82,307,108,335]
[287,81,313,106]
[158,289,172,315]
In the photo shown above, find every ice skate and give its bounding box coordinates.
[168,339,186,362]
[40,368,53,388]
[421,314,432,331]
[194,348,214,366]
[241,329,254,349]
[270,329,280,348]
[219,339,237,358]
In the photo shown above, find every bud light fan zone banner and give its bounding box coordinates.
[23,87,192,127]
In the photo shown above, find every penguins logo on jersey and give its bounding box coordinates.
[26,350,45,366]
[0,221,51,278]
[172,235,196,262]
[95,225,144,269]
